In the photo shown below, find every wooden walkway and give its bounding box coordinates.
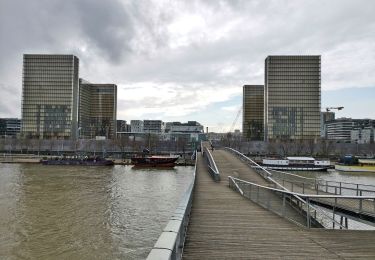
[182,149,375,259]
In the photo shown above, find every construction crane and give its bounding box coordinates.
[326,106,344,112]
[229,107,242,133]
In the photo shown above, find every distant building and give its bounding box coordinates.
[264,55,321,141]
[164,121,204,141]
[117,120,127,132]
[326,118,375,142]
[0,118,21,137]
[165,121,203,134]
[130,120,144,133]
[242,85,264,140]
[351,127,374,144]
[144,120,164,134]
[21,54,79,139]
[320,111,335,138]
[79,79,117,139]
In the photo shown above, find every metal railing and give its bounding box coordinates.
[225,146,375,198]
[202,146,220,181]
[146,151,197,260]
[224,147,375,228]
[268,168,375,196]
[229,176,375,229]
[224,147,275,183]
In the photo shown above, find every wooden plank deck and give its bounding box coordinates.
[182,149,375,259]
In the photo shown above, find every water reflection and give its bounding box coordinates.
[0,164,193,259]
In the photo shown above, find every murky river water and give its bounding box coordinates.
[0,164,194,260]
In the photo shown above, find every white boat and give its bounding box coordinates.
[261,156,331,171]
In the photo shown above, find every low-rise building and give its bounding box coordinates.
[130,120,144,133]
[320,111,335,138]
[164,121,204,142]
[144,120,164,134]
[351,127,374,144]
[117,120,127,132]
[0,118,21,137]
[326,118,375,142]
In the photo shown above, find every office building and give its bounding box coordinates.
[79,79,117,139]
[144,120,164,134]
[264,55,321,141]
[117,120,127,132]
[320,111,335,138]
[21,54,79,139]
[130,120,144,133]
[351,127,374,144]
[327,118,375,142]
[165,121,204,134]
[242,85,264,140]
[0,118,21,137]
[164,121,204,141]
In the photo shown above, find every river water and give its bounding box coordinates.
[0,164,194,260]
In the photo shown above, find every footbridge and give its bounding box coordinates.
[147,144,375,259]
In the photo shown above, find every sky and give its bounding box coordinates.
[0,0,374,132]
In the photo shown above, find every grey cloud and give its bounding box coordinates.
[1,0,375,121]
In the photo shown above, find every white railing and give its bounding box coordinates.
[202,146,220,181]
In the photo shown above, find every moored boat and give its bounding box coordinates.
[41,156,114,166]
[131,155,179,167]
[260,156,331,171]
[335,155,375,173]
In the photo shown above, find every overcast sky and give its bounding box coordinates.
[1,0,374,132]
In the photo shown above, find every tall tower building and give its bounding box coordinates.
[242,85,264,140]
[264,55,321,141]
[21,54,79,139]
[79,79,117,139]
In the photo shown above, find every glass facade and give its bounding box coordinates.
[79,81,117,139]
[21,54,79,139]
[265,56,321,141]
[242,85,264,140]
[0,118,21,137]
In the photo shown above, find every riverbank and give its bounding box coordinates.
[0,155,195,166]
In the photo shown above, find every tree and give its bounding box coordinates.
[319,139,335,158]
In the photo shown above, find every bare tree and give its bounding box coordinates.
[319,139,335,158]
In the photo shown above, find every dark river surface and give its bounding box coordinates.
[0,164,194,260]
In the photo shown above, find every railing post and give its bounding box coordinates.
[359,190,363,213]
[282,193,286,217]
[302,182,305,194]
[306,198,311,228]
[340,182,342,195]
[356,184,359,196]
[249,182,252,200]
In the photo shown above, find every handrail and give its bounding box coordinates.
[264,166,375,196]
[224,147,349,228]
[225,147,375,196]
[228,176,371,229]
[147,149,198,260]
[229,176,375,200]
[203,146,220,181]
